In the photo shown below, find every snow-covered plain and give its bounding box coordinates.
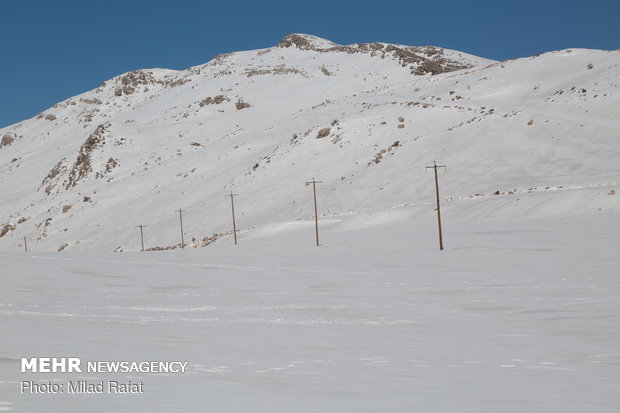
[1,34,619,411]
[1,212,619,412]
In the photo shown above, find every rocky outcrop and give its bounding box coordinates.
[199,95,230,106]
[41,158,68,195]
[113,70,190,96]
[1,133,16,148]
[0,223,16,238]
[277,33,472,75]
[65,123,109,188]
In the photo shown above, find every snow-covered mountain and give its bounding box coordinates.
[0,34,618,252]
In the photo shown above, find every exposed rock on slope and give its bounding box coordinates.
[277,33,473,75]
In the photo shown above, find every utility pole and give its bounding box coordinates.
[176,208,187,248]
[136,225,146,251]
[425,161,447,250]
[23,236,28,252]
[225,192,239,245]
[305,178,322,247]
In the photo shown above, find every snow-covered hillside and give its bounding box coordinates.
[0,34,618,252]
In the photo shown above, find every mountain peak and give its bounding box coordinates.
[277,33,339,50]
[276,33,479,75]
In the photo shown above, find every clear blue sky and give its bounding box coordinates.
[1,0,618,128]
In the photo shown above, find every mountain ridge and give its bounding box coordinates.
[0,35,618,251]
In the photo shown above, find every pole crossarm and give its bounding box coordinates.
[425,163,446,172]
[305,179,323,186]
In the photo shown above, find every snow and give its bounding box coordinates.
[1,213,619,412]
[0,34,619,411]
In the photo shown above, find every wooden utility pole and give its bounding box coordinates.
[23,236,28,252]
[225,191,239,245]
[426,161,447,250]
[136,225,146,251]
[305,178,322,246]
[177,208,187,248]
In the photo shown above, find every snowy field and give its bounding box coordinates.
[1,211,619,412]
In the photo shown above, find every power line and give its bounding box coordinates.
[305,178,322,247]
[176,208,187,248]
[136,225,146,251]
[225,192,239,245]
[426,161,447,251]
